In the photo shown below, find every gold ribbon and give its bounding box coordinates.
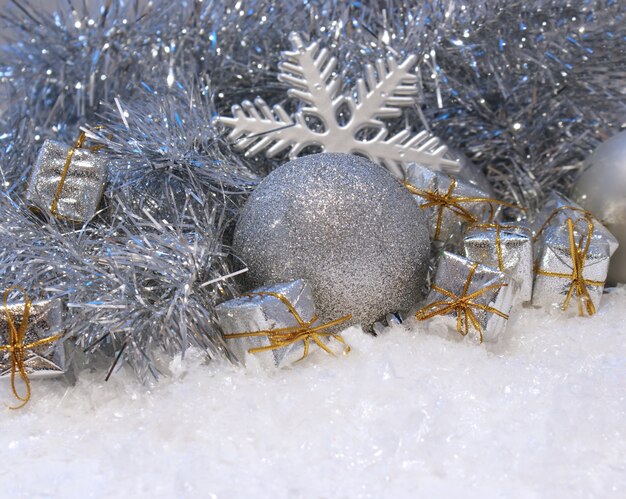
[403,176,522,241]
[0,287,60,409]
[50,127,108,219]
[415,263,509,343]
[535,214,603,317]
[469,223,526,272]
[223,291,352,362]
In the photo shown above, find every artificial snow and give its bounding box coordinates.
[2,289,626,498]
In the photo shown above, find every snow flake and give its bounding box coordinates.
[216,33,458,179]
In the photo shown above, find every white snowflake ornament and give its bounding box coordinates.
[215,33,459,179]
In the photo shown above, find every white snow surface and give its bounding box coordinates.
[2,288,626,499]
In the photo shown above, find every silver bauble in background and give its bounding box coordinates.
[572,130,626,284]
[233,153,431,329]
[443,146,493,195]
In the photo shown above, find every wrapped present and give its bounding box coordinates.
[26,131,108,222]
[464,222,534,303]
[533,214,617,316]
[415,252,518,342]
[1,287,68,408]
[215,279,351,369]
[403,164,510,244]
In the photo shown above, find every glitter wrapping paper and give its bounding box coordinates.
[216,280,321,369]
[464,222,534,303]
[418,252,518,342]
[0,297,68,379]
[26,139,108,222]
[404,163,494,245]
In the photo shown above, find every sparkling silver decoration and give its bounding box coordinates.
[416,252,518,343]
[533,221,613,315]
[216,279,321,369]
[464,222,534,303]
[404,163,495,245]
[233,153,430,329]
[26,139,108,222]
[0,297,69,379]
[572,130,626,285]
[532,196,618,314]
[216,32,457,179]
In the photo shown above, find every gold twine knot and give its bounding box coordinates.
[415,263,509,343]
[223,291,352,362]
[0,287,60,409]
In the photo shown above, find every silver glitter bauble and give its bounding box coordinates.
[572,130,626,284]
[233,153,430,329]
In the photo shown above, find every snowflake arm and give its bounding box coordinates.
[349,129,458,179]
[349,54,419,129]
[215,97,324,158]
[278,32,343,123]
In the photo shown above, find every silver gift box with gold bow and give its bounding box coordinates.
[0,297,69,379]
[464,222,534,303]
[26,139,108,222]
[415,252,518,342]
[404,163,495,245]
[532,210,618,315]
[216,279,321,369]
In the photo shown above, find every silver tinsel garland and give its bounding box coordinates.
[0,0,624,381]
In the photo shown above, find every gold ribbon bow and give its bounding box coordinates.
[0,287,60,409]
[415,263,509,343]
[50,127,109,219]
[223,291,352,362]
[403,176,521,241]
[535,214,603,317]
[469,222,526,272]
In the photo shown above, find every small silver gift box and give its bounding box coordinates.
[415,252,518,342]
[26,138,108,222]
[404,163,496,244]
[464,222,534,303]
[1,297,69,380]
[532,218,614,315]
[216,279,323,369]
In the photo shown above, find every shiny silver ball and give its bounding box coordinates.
[233,153,430,328]
[572,130,626,284]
